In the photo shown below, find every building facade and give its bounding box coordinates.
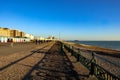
[0,27,31,42]
[0,28,11,37]
[10,30,21,37]
[25,34,34,40]
[20,31,25,37]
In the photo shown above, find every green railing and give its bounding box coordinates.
[63,43,120,80]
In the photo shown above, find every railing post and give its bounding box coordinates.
[71,46,73,50]
[77,53,80,62]
[69,45,71,52]
[89,52,96,76]
[61,43,64,51]
[89,62,95,75]
[71,46,73,56]
[69,45,70,49]
[78,48,81,55]
[91,52,96,63]
[62,44,64,49]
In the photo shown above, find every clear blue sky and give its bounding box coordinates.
[0,0,120,40]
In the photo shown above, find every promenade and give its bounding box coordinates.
[0,41,97,80]
[0,42,39,55]
[0,42,54,80]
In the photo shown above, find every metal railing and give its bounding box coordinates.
[63,43,120,80]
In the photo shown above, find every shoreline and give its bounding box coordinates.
[65,41,120,58]
[67,41,120,52]
[69,41,120,51]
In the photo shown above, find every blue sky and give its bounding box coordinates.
[0,0,120,40]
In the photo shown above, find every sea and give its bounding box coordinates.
[69,41,120,51]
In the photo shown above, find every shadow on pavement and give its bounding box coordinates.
[22,42,81,80]
[0,45,48,71]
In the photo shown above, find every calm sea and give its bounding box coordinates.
[69,41,120,50]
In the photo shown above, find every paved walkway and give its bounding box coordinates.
[0,42,40,55]
[22,42,97,80]
[0,41,97,80]
[23,42,81,80]
[0,42,54,80]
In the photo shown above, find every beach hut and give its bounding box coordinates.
[0,36,7,43]
[0,36,3,42]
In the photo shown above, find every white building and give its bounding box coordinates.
[25,34,34,41]
[34,36,45,40]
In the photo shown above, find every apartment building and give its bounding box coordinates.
[20,31,25,37]
[10,30,21,37]
[0,27,11,37]
[0,27,33,42]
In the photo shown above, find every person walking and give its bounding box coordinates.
[11,42,13,47]
[10,39,14,48]
[35,40,38,45]
[38,40,40,44]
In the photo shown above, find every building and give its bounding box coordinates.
[20,31,25,37]
[10,30,15,37]
[0,27,27,42]
[47,36,55,40]
[0,27,11,37]
[25,34,34,40]
[10,30,25,38]
[0,27,35,42]
[10,30,21,37]
[0,27,11,42]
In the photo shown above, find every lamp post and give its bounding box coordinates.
[59,32,60,41]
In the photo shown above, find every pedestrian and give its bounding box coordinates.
[11,42,13,47]
[35,40,37,45]
[38,40,40,44]
[10,39,14,48]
